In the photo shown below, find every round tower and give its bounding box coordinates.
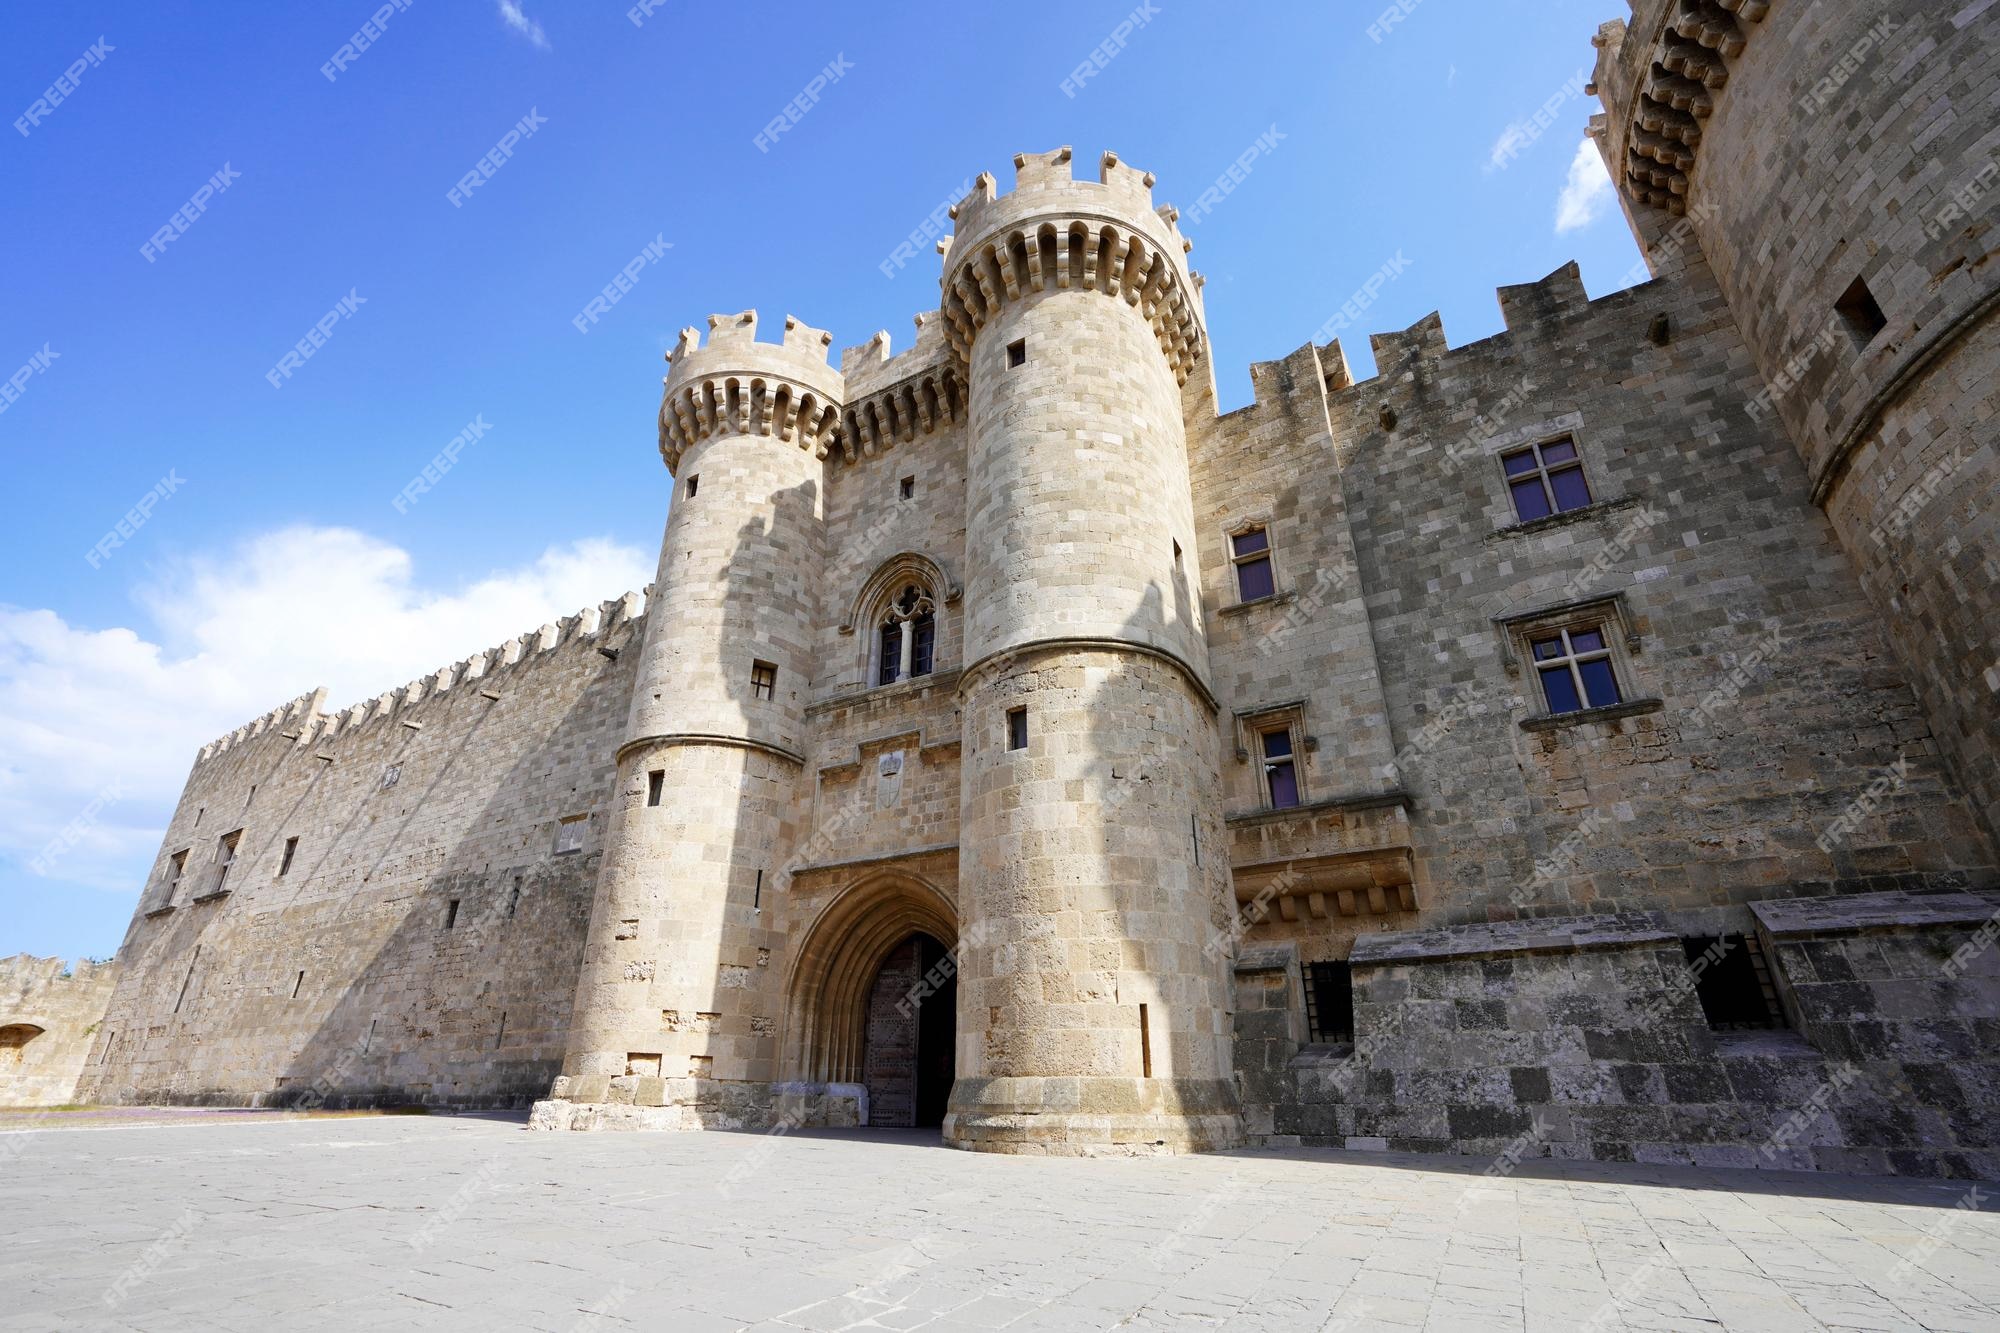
[536,310,841,1129]
[1593,2,2000,847]
[940,148,1241,1154]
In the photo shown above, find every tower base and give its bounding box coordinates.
[942,1076,1242,1156]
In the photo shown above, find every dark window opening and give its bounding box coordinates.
[279,836,298,877]
[1007,338,1026,367]
[293,971,305,999]
[751,660,777,700]
[1232,528,1276,602]
[445,899,460,930]
[213,830,242,894]
[1138,1003,1152,1078]
[1261,727,1300,809]
[878,586,936,686]
[753,867,763,911]
[685,474,699,499]
[1531,626,1622,715]
[1006,706,1028,751]
[1835,275,1887,347]
[1502,436,1592,522]
[647,770,665,807]
[1682,934,1785,1030]
[1304,961,1355,1044]
[508,877,523,918]
[899,475,915,500]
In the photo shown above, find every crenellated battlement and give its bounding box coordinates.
[938,147,1206,385]
[835,312,963,462]
[192,589,649,769]
[658,311,847,473]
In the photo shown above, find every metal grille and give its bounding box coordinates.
[1303,961,1354,1044]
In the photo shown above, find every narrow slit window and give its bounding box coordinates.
[1303,961,1355,1044]
[1261,728,1301,809]
[1501,436,1592,522]
[278,836,298,877]
[646,770,665,807]
[1006,706,1028,752]
[751,660,777,700]
[508,876,523,918]
[165,849,188,903]
[1835,275,1886,347]
[293,971,305,999]
[444,899,460,930]
[685,474,699,499]
[899,475,915,500]
[1138,1003,1152,1078]
[1231,528,1276,602]
[213,830,242,894]
[1007,338,1026,367]
[553,814,588,855]
[1530,625,1622,715]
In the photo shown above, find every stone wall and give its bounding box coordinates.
[0,955,117,1108]
[79,599,644,1109]
[1233,892,2000,1178]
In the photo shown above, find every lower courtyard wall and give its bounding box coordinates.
[1234,890,2000,1178]
[0,955,119,1108]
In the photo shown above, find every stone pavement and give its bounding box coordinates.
[3,1112,1996,1331]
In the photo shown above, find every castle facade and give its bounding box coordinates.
[28,1,2000,1171]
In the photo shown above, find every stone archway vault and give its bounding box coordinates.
[782,873,958,1085]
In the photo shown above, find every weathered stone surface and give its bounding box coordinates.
[0,956,116,1107]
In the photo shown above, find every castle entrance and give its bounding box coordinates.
[860,933,955,1128]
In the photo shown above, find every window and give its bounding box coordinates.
[445,899,460,930]
[213,830,242,894]
[1835,275,1886,347]
[1007,338,1026,367]
[0,1024,44,1070]
[685,474,699,499]
[165,849,188,903]
[553,814,587,855]
[1260,727,1301,809]
[1682,934,1784,1030]
[1303,962,1354,1044]
[1231,527,1276,602]
[1006,706,1028,751]
[647,770,664,807]
[751,660,777,700]
[278,837,298,877]
[1529,625,1622,715]
[876,585,936,686]
[899,475,915,500]
[1501,436,1592,522]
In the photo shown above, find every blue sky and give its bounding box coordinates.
[0,0,1640,962]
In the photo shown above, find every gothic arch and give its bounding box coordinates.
[781,873,958,1085]
[841,552,960,686]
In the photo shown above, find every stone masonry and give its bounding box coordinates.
[54,5,2000,1171]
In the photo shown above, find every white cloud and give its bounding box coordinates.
[496,0,550,49]
[1555,137,1615,234]
[0,526,649,903]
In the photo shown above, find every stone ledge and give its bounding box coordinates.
[1216,588,1297,619]
[189,890,232,906]
[142,905,176,920]
[1234,942,1298,975]
[1749,889,2000,941]
[1225,789,1411,830]
[1349,912,1676,966]
[1518,698,1664,732]
[1485,493,1649,543]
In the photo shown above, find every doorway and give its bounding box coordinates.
[860,933,955,1128]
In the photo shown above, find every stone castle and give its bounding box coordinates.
[11,2,1998,1171]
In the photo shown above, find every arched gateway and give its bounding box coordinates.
[781,874,957,1129]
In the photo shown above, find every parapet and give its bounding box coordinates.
[192,589,649,769]
[658,310,846,473]
[938,147,1206,385]
[835,311,963,462]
